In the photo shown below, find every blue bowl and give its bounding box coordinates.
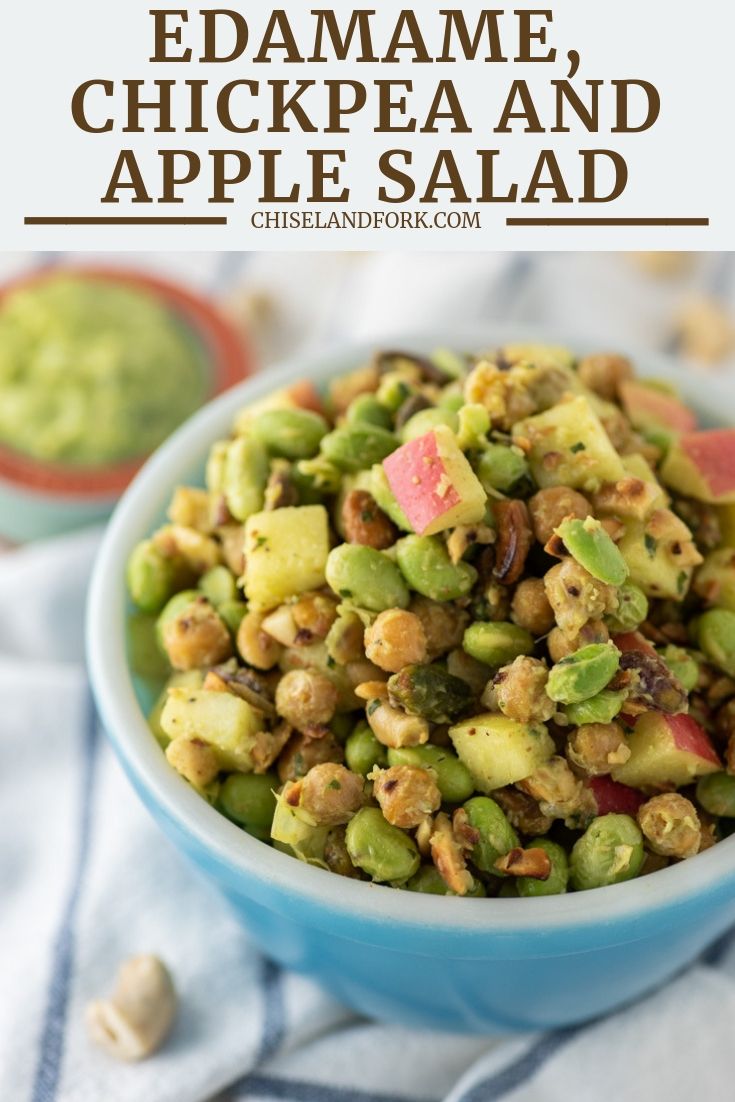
[87,329,735,1033]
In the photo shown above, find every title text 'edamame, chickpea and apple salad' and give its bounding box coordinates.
[127,344,735,896]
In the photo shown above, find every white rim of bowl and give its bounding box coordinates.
[87,324,735,934]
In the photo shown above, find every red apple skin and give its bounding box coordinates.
[587,775,646,817]
[665,713,721,765]
[612,631,657,657]
[288,380,325,416]
[619,381,697,434]
[383,432,459,535]
[680,430,735,498]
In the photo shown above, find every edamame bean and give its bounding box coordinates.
[456,404,490,451]
[570,813,644,890]
[128,612,170,680]
[463,796,519,873]
[218,600,248,637]
[376,373,414,412]
[437,390,465,414]
[605,583,649,633]
[199,565,238,607]
[326,544,409,611]
[387,744,474,804]
[555,517,629,586]
[516,838,569,897]
[345,722,388,775]
[400,407,459,443]
[205,440,228,494]
[345,394,394,430]
[224,436,269,521]
[565,689,627,726]
[345,807,420,882]
[219,772,278,840]
[697,609,735,677]
[126,540,176,614]
[371,465,413,531]
[321,425,398,472]
[659,645,699,693]
[396,535,478,601]
[406,866,486,896]
[387,665,472,724]
[696,772,735,818]
[462,621,533,668]
[475,444,529,493]
[251,408,328,460]
[547,643,621,704]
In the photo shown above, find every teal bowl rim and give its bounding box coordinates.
[87,325,735,938]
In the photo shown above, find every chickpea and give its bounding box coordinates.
[493,787,553,836]
[577,353,634,401]
[237,609,283,670]
[165,736,220,789]
[511,578,555,636]
[409,596,469,658]
[637,793,701,859]
[162,597,233,671]
[277,731,344,783]
[364,608,428,674]
[292,592,339,642]
[324,826,362,878]
[371,765,441,828]
[544,560,617,638]
[299,763,365,825]
[547,621,610,663]
[518,756,586,821]
[275,668,339,730]
[494,656,555,724]
[566,722,630,776]
[528,487,591,546]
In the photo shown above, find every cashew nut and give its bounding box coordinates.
[86,955,176,1061]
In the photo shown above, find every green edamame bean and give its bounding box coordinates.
[697,609,735,677]
[329,712,355,743]
[199,565,238,607]
[570,813,644,891]
[326,544,409,612]
[376,373,414,412]
[345,807,420,882]
[456,404,490,451]
[437,390,465,414]
[371,466,413,531]
[251,408,328,460]
[400,407,459,443]
[345,394,394,430]
[497,880,519,897]
[128,612,170,680]
[605,583,649,633]
[565,689,627,726]
[219,772,278,840]
[475,444,529,493]
[462,621,534,668]
[516,838,569,897]
[406,866,486,896]
[547,643,621,704]
[321,425,398,472]
[218,599,248,637]
[387,665,472,724]
[555,517,629,587]
[396,535,478,601]
[346,722,388,775]
[463,796,519,873]
[430,348,468,379]
[659,645,699,693]
[224,436,269,521]
[387,744,474,804]
[205,440,229,494]
[696,772,735,818]
[155,589,200,649]
[126,539,176,613]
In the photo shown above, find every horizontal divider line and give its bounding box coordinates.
[24,216,228,225]
[506,217,710,227]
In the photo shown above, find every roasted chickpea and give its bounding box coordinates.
[566,722,630,776]
[162,597,232,671]
[275,668,339,729]
[637,794,701,859]
[528,487,591,546]
[277,731,344,783]
[577,353,634,401]
[511,578,555,636]
[299,763,365,825]
[364,608,428,674]
[371,764,441,828]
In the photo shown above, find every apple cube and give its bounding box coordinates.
[661,429,735,504]
[694,548,735,612]
[161,688,263,772]
[611,712,721,789]
[513,396,626,493]
[382,425,486,536]
[617,510,699,601]
[244,505,330,609]
[449,714,555,792]
[621,453,669,511]
[585,775,646,817]
[619,381,697,434]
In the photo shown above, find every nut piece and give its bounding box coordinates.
[165,736,220,789]
[511,578,555,636]
[371,764,441,828]
[237,609,283,670]
[492,500,533,586]
[577,353,633,401]
[529,487,591,545]
[518,756,587,822]
[364,609,427,674]
[341,489,398,550]
[429,811,474,895]
[493,787,553,835]
[275,668,339,730]
[299,763,364,825]
[277,730,344,783]
[566,722,631,776]
[494,656,555,724]
[494,846,552,880]
[591,478,661,522]
[637,793,701,859]
[86,955,176,1062]
[409,596,469,658]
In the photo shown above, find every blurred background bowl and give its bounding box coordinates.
[0,264,252,542]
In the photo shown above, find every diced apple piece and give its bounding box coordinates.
[621,453,669,511]
[161,688,263,772]
[244,505,330,609]
[449,714,555,792]
[617,508,701,600]
[694,548,735,611]
[586,775,646,817]
[619,381,697,434]
[500,343,575,371]
[611,712,721,789]
[513,396,626,493]
[661,429,735,504]
[382,425,486,536]
[717,503,735,549]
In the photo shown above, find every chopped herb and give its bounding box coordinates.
[570,441,586,454]
[327,779,342,791]
[361,510,375,523]
[339,588,353,598]
[677,570,688,595]
[254,535,268,549]
[367,699,382,717]
[644,534,658,558]
[326,656,336,669]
